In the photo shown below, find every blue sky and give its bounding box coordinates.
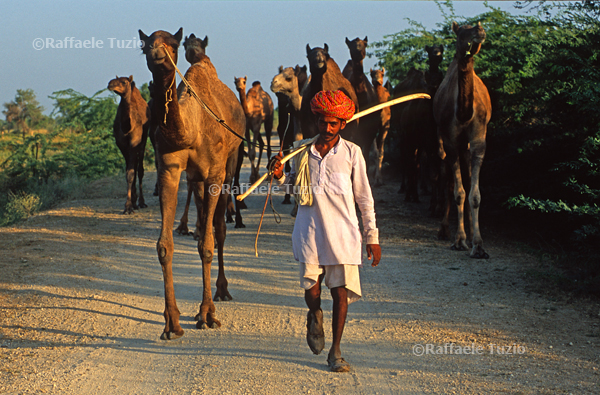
[1,1,527,114]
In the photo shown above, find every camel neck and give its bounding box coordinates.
[456,56,475,123]
[151,70,195,149]
[237,88,250,117]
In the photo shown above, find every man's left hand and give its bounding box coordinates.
[366,244,381,267]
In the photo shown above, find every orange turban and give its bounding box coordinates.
[310,90,355,121]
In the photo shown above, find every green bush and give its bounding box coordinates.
[1,191,42,226]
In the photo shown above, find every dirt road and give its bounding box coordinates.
[0,167,598,394]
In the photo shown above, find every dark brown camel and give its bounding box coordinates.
[391,68,429,196]
[369,67,391,186]
[139,28,246,338]
[424,44,445,216]
[183,33,208,64]
[433,22,491,259]
[301,44,359,141]
[342,37,383,174]
[271,65,307,204]
[107,75,150,214]
[395,68,432,203]
[234,77,274,183]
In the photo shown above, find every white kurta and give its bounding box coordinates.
[277,138,379,265]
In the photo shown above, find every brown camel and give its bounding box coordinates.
[175,34,245,231]
[433,22,491,259]
[301,44,359,141]
[139,28,246,338]
[369,67,391,186]
[271,65,307,205]
[234,77,274,183]
[107,75,150,214]
[342,36,383,179]
[183,33,208,64]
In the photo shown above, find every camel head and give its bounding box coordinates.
[138,28,183,74]
[452,21,486,58]
[345,36,368,62]
[425,44,444,67]
[306,44,330,74]
[234,76,247,92]
[183,33,208,65]
[107,75,134,96]
[370,68,385,87]
[270,67,297,95]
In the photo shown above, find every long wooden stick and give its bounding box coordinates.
[236,92,431,201]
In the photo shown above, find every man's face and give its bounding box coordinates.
[317,115,346,143]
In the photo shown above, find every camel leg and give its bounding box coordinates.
[137,145,147,209]
[175,180,193,236]
[469,139,489,259]
[195,178,222,329]
[254,130,265,183]
[375,125,389,186]
[214,188,232,301]
[157,167,184,340]
[233,143,246,228]
[264,117,273,163]
[247,126,257,183]
[448,149,469,252]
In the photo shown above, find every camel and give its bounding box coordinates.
[433,22,491,259]
[234,77,274,183]
[271,65,307,205]
[396,68,433,203]
[107,75,150,214]
[424,44,445,216]
[175,34,245,231]
[138,28,245,338]
[342,37,383,173]
[391,68,430,195]
[369,68,391,186]
[301,44,359,141]
[183,33,208,64]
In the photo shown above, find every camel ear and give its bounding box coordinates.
[306,44,311,55]
[116,75,119,80]
[370,68,373,73]
[174,27,183,44]
[382,67,385,74]
[324,43,329,53]
[425,45,431,52]
[452,21,460,35]
[203,36,208,47]
[440,44,444,52]
[139,29,148,42]
[129,75,133,82]
[279,65,283,73]
[364,36,368,43]
[345,37,350,46]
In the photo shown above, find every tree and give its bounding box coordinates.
[2,89,45,138]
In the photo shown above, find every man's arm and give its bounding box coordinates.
[351,146,381,266]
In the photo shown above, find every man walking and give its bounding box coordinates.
[272,90,381,372]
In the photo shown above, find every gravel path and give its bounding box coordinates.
[0,167,598,394]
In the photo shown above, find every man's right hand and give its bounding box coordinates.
[269,153,284,179]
